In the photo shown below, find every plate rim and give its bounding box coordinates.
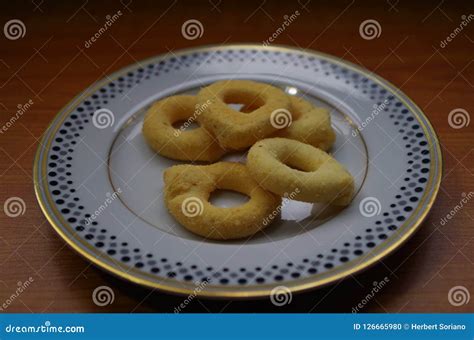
[33,43,443,299]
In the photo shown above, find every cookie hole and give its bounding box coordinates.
[209,189,250,208]
[172,120,199,131]
[237,102,263,113]
[223,91,265,113]
[282,158,313,172]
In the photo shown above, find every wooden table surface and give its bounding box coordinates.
[0,0,473,313]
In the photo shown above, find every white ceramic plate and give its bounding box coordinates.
[34,44,442,298]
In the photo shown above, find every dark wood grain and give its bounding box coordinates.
[0,0,473,313]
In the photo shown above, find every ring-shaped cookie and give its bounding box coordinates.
[197,80,291,150]
[142,95,226,162]
[272,96,336,151]
[163,162,281,240]
[247,138,354,205]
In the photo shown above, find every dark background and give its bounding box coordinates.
[0,0,473,312]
